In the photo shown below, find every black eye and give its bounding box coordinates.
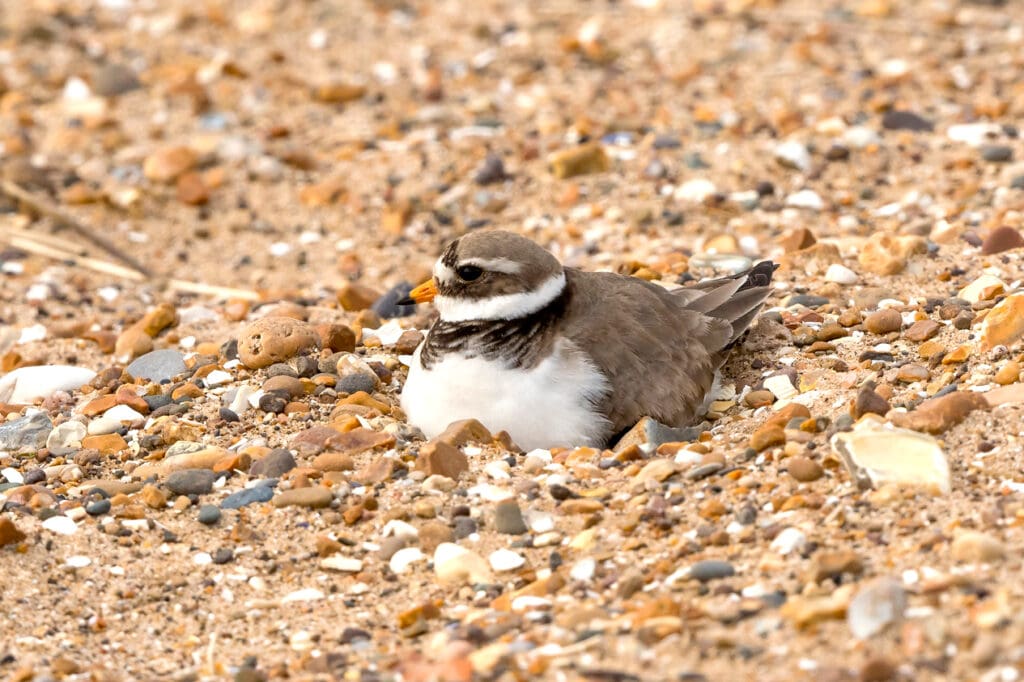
[456,265,483,281]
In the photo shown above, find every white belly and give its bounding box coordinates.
[400,341,609,451]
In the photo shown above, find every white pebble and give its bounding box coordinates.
[433,543,492,585]
[281,588,325,603]
[382,520,419,541]
[88,405,145,435]
[785,189,824,211]
[65,555,92,569]
[42,515,78,536]
[947,122,1002,147]
[774,140,811,172]
[389,547,426,574]
[47,421,87,456]
[770,527,807,556]
[570,557,597,582]
[1,467,23,484]
[764,374,798,401]
[675,178,717,203]
[320,556,363,573]
[489,548,526,572]
[193,552,213,565]
[0,366,97,404]
[204,370,233,387]
[824,264,858,285]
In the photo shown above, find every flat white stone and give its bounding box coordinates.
[46,421,87,456]
[489,548,526,572]
[41,515,78,536]
[825,264,858,285]
[281,588,325,603]
[320,556,363,573]
[0,365,97,404]
[389,547,426,574]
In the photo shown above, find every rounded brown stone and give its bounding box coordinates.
[863,308,902,335]
[238,317,322,369]
[981,226,1024,255]
[750,425,785,452]
[262,375,305,398]
[786,456,824,482]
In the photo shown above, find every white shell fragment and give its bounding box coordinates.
[831,416,950,494]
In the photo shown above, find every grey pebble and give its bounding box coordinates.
[212,548,234,565]
[221,485,275,510]
[127,349,187,384]
[86,499,112,516]
[197,504,222,525]
[0,411,53,452]
[250,449,296,478]
[685,462,723,481]
[166,469,217,496]
[337,373,377,395]
[687,560,736,582]
[452,516,477,539]
[981,144,1013,163]
[493,499,528,535]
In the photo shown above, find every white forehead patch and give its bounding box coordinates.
[433,261,456,286]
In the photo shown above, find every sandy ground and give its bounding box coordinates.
[2,1,1024,681]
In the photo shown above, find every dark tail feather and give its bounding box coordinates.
[677,260,777,348]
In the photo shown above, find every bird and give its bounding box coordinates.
[398,230,776,451]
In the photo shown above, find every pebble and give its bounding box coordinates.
[93,62,141,97]
[221,485,275,509]
[45,421,87,455]
[685,560,736,582]
[143,146,197,183]
[0,411,53,452]
[272,486,333,508]
[951,531,1006,564]
[847,577,907,639]
[903,319,941,342]
[981,144,1013,163]
[770,527,807,555]
[811,550,864,583]
[250,449,297,478]
[389,547,426,574]
[786,456,823,482]
[237,317,321,369]
[197,504,222,525]
[0,365,96,404]
[774,140,812,172]
[489,548,526,572]
[959,274,1005,303]
[321,555,363,572]
[0,517,26,546]
[881,110,933,132]
[824,263,857,285]
[863,308,902,334]
[785,189,824,210]
[85,499,111,516]
[434,542,493,585]
[981,294,1024,351]
[372,283,418,319]
[888,391,987,434]
[88,405,145,435]
[166,469,217,496]
[493,499,529,535]
[675,178,718,203]
[614,416,704,452]
[474,153,508,185]
[41,515,78,536]
[831,418,950,493]
[548,143,609,179]
[981,226,1024,255]
[415,441,469,480]
[763,374,798,401]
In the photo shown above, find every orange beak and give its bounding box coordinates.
[407,278,438,304]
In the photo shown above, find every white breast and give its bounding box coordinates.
[400,340,610,451]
